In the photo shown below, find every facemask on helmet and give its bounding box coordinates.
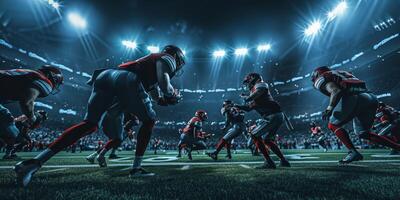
[223,100,233,108]
[195,110,208,121]
[38,65,64,95]
[243,73,262,91]
[311,66,330,83]
[161,45,186,77]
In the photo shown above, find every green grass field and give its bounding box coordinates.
[1,149,400,200]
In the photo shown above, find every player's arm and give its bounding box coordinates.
[19,88,40,122]
[149,87,161,102]
[156,60,175,97]
[244,86,266,102]
[222,113,232,131]
[324,82,343,112]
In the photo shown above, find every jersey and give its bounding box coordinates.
[182,116,203,136]
[249,82,281,116]
[221,106,245,124]
[313,70,368,96]
[118,53,176,92]
[0,69,53,102]
[310,126,323,135]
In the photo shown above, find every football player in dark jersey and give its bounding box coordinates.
[15,45,185,186]
[86,113,140,167]
[207,100,246,160]
[235,73,291,169]
[373,102,400,155]
[177,110,209,160]
[0,66,62,159]
[311,66,400,163]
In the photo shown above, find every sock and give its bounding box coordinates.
[252,136,272,161]
[328,123,356,150]
[226,142,231,156]
[135,120,155,157]
[215,139,227,154]
[34,148,55,164]
[49,121,97,153]
[264,140,285,161]
[132,156,143,169]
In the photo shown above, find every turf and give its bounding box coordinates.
[0,149,400,200]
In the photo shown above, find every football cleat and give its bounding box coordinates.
[279,159,291,167]
[14,159,41,187]
[96,155,107,167]
[188,153,193,160]
[86,153,97,164]
[129,167,155,177]
[339,151,363,164]
[225,154,232,160]
[206,152,218,161]
[176,154,182,158]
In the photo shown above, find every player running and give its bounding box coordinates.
[235,73,292,169]
[15,45,185,187]
[309,121,328,152]
[0,66,62,159]
[373,102,400,155]
[207,100,246,160]
[311,66,400,164]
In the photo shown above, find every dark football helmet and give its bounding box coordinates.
[195,110,208,121]
[161,45,186,76]
[243,73,262,90]
[38,65,63,94]
[311,66,330,83]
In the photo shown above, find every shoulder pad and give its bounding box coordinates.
[313,76,326,90]
[254,82,269,90]
[159,54,177,73]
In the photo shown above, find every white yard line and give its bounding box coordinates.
[180,165,191,170]
[37,168,67,174]
[239,164,252,169]
[1,159,400,169]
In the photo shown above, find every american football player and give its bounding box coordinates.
[235,73,291,169]
[177,110,209,160]
[311,66,400,163]
[373,102,400,155]
[0,66,62,159]
[15,45,185,186]
[310,121,328,152]
[207,100,246,160]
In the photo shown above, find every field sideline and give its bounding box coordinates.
[1,149,400,200]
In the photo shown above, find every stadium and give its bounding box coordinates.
[0,0,400,199]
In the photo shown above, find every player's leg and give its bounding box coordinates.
[355,93,400,151]
[0,104,20,157]
[327,95,361,163]
[15,70,116,187]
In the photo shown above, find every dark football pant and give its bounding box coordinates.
[49,69,156,153]
[0,104,20,145]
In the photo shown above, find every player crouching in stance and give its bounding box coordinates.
[0,66,62,159]
[235,73,291,169]
[86,113,139,167]
[207,100,246,160]
[373,102,400,155]
[177,110,209,160]
[15,45,185,187]
[310,121,328,152]
[311,66,400,164]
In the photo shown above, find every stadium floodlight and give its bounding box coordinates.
[234,48,248,56]
[68,13,87,29]
[147,45,160,53]
[327,1,348,21]
[213,50,226,58]
[122,40,137,49]
[257,44,271,52]
[47,0,60,10]
[304,20,322,37]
